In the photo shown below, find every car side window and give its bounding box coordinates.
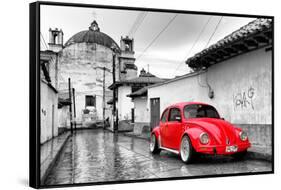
[168,108,181,122]
[161,109,169,123]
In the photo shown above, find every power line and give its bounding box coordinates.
[136,14,178,62]
[40,33,48,50]
[173,16,212,75]
[40,32,49,50]
[128,13,142,36]
[40,39,47,50]
[195,16,223,92]
[203,16,223,49]
[40,40,45,50]
[131,12,147,37]
[128,12,147,37]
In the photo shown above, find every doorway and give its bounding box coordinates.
[150,98,160,131]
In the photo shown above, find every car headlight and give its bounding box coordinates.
[239,131,248,141]
[199,132,209,144]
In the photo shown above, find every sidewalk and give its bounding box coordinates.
[40,131,71,184]
[123,132,272,162]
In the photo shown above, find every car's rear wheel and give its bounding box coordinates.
[150,134,161,154]
[180,135,194,163]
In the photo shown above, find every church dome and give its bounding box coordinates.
[64,20,120,51]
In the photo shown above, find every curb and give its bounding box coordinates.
[104,128,134,133]
[122,133,150,140]
[41,132,71,185]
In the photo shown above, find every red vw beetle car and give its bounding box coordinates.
[150,102,251,163]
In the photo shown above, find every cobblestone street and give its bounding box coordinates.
[44,129,272,185]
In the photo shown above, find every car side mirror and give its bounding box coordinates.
[221,117,225,120]
[175,116,181,122]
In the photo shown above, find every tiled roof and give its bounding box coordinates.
[127,87,148,98]
[186,18,273,69]
[58,91,69,99]
[107,98,113,105]
[58,91,71,108]
[108,75,165,90]
[124,63,137,70]
[122,76,165,84]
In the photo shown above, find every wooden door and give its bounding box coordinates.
[150,98,160,131]
[131,108,135,123]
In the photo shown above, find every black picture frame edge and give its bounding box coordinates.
[36,0,274,19]
[271,16,275,174]
[29,1,274,189]
[30,1,41,189]
[39,171,274,189]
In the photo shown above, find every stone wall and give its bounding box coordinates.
[237,124,271,147]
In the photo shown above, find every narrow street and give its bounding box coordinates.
[44,129,271,185]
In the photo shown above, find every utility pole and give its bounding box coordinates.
[112,53,117,133]
[68,78,73,134]
[94,66,111,129]
[72,88,77,131]
[102,67,106,129]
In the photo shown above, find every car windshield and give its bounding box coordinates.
[183,104,220,119]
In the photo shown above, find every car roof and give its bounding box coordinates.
[167,102,210,109]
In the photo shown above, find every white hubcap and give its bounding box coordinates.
[180,137,190,162]
[150,135,156,152]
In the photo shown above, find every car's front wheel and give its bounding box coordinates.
[150,134,161,154]
[180,135,194,163]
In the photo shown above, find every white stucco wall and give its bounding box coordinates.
[40,81,59,144]
[117,86,133,120]
[58,106,69,129]
[147,47,272,125]
[134,96,149,123]
[48,54,58,89]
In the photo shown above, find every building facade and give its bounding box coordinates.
[111,69,165,131]
[40,51,59,144]
[47,21,124,128]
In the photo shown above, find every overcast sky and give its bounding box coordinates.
[41,5,256,78]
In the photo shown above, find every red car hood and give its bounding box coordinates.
[186,118,238,145]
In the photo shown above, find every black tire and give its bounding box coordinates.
[232,151,247,160]
[150,134,161,154]
[180,135,194,163]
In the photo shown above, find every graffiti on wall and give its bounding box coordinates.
[233,86,255,110]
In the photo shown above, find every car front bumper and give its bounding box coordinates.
[195,142,251,155]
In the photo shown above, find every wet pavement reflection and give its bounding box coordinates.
[44,129,272,185]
